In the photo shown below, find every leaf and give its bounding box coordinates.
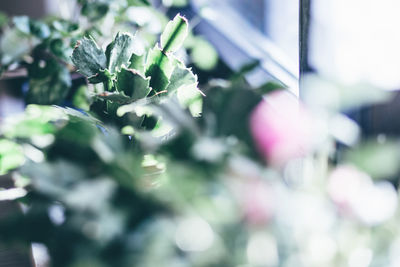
[81,2,109,21]
[72,85,91,111]
[27,61,72,105]
[127,0,151,6]
[255,81,285,95]
[88,68,113,85]
[345,140,400,180]
[145,47,175,93]
[106,32,135,74]
[52,20,79,36]
[12,16,30,35]
[128,52,146,73]
[177,83,202,117]
[160,14,188,53]
[236,60,260,76]
[29,20,50,39]
[0,28,36,65]
[163,0,188,7]
[96,91,132,104]
[190,37,218,71]
[4,118,55,139]
[166,66,202,116]
[50,38,72,61]
[204,85,262,145]
[0,11,8,28]
[116,67,151,100]
[165,66,197,93]
[71,36,107,77]
[0,139,25,175]
[3,105,61,139]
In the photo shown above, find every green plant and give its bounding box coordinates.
[0,0,218,106]
[0,10,269,266]
[3,2,400,267]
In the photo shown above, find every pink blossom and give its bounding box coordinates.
[241,179,276,225]
[327,165,371,214]
[249,91,312,166]
[328,165,398,225]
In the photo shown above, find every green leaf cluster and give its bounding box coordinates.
[0,6,275,267]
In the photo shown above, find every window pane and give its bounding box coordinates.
[213,0,299,64]
[309,0,400,90]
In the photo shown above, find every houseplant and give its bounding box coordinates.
[2,1,400,267]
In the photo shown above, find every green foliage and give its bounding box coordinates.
[190,37,218,71]
[72,37,107,78]
[127,0,151,6]
[162,0,189,7]
[116,67,151,100]
[166,65,202,116]
[27,58,71,105]
[105,32,135,74]
[81,2,109,21]
[0,140,24,175]
[0,11,8,28]
[0,27,36,65]
[145,47,175,93]
[73,85,92,111]
[12,16,30,35]
[345,140,400,180]
[0,4,285,267]
[3,2,400,267]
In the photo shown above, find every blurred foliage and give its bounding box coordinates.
[1,1,400,267]
[0,139,24,175]
[0,7,269,267]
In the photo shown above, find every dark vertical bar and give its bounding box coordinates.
[299,0,311,95]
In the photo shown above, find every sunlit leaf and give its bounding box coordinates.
[105,32,135,74]
[129,53,146,73]
[145,47,174,93]
[0,28,36,65]
[166,66,202,116]
[165,65,197,93]
[162,0,188,7]
[117,67,151,100]
[127,0,151,6]
[0,139,25,175]
[160,14,188,53]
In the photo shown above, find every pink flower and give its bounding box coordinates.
[249,91,312,166]
[327,165,371,214]
[241,179,276,225]
[328,165,398,225]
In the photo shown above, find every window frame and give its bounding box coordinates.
[190,0,301,97]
